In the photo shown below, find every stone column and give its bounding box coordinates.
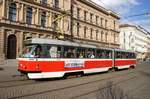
[34,8,40,26]
[0,29,5,64]
[16,3,20,22]
[59,0,63,10]
[32,8,36,25]
[19,4,25,23]
[46,12,51,28]
[47,0,52,6]
[6,0,9,19]
[19,31,23,57]
[59,16,64,34]
[36,0,41,3]
[1,0,7,19]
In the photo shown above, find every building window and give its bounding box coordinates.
[84,26,87,38]
[101,31,103,41]
[84,10,87,21]
[53,0,59,8]
[96,16,99,25]
[40,0,47,4]
[114,34,116,43]
[90,13,93,23]
[9,3,16,21]
[105,33,108,42]
[90,28,93,39]
[26,7,32,24]
[105,20,108,28]
[96,30,99,40]
[114,21,116,30]
[100,18,103,27]
[77,22,80,37]
[77,8,80,19]
[41,11,46,27]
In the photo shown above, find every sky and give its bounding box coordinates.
[92,0,150,31]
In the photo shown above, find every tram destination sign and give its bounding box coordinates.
[64,60,84,68]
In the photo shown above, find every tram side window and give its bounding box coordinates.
[121,52,126,58]
[96,49,104,58]
[49,46,58,58]
[128,53,136,59]
[43,45,62,58]
[42,45,51,58]
[115,51,122,59]
[97,50,112,59]
[63,46,76,58]
[105,50,112,59]
[57,46,62,58]
[132,53,136,58]
[85,48,96,58]
[77,48,86,58]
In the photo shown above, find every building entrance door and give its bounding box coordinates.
[7,35,17,59]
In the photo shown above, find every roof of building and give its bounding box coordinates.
[120,24,150,35]
[77,0,120,19]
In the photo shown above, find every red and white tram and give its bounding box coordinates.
[18,38,136,79]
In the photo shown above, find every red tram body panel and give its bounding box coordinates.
[115,59,136,69]
[18,38,136,79]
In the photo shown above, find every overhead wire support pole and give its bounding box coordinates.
[52,10,70,40]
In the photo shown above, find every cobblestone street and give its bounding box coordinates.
[0,60,150,99]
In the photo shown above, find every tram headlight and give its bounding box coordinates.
[20,64,23,67]
[36,65,40,70]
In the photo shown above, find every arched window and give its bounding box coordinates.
[9,3,16,21]
[26,7,32,24]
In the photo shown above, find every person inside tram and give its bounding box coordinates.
[79,53,84,58]
[88,51,95,58]
[23,47,34,58]
[35,45,43,58]
[67,49,74,58]
[101,51,106,58]
[23,48,32,57]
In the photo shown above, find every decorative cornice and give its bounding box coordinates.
[76,0,120,19]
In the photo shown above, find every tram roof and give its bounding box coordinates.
[114,48,135,53]
[26,38,113,50]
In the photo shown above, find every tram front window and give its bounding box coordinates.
[21,45,36,58]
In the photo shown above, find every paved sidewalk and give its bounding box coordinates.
[0,59,19,81]
[0,59,18,67]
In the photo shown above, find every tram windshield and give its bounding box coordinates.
[21,45,36,58]
[20,44,60,58]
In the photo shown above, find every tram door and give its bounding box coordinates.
[7,35,17,59]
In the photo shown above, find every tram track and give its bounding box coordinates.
[0,78,28,84]
[0,70,132,89]
[0,65,149,99]
[6,70,138,99]
[0,65,148,89]
[70,76,137,99]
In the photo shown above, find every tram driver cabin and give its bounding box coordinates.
[18,38,136,79]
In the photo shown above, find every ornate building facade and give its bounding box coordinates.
[72,0,120,48]
[0,0,120,62]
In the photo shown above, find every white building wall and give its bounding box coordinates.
[120,25,149,60]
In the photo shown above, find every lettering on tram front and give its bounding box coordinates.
[64,60,84,68]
